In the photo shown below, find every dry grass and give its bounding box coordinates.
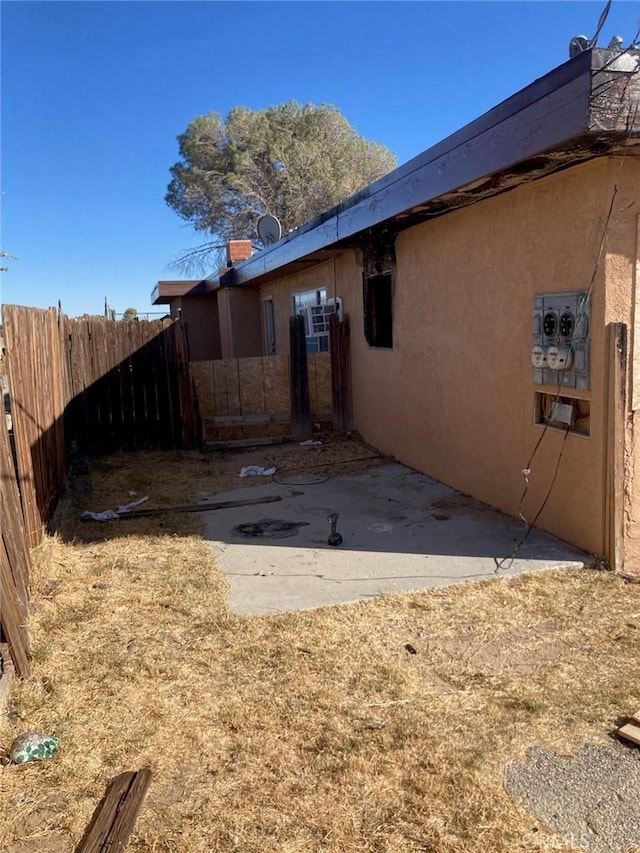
[2,440,640,852]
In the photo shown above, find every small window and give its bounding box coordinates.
[262,298,276,355]
[364,272,393,348]
[293,288,333,353]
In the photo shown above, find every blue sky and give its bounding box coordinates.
[2,0,639,318]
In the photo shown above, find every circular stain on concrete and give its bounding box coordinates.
[232,519,304,540]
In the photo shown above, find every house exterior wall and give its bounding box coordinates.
[168,299,182,320]
[178,294,222,361]
[217,286,263,359]
[601,159,640,567]
[260,156,640,558]
[258,260,338,356]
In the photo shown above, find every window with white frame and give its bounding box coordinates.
[292,288,335,352]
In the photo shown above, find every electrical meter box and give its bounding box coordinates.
[532,291,590,390]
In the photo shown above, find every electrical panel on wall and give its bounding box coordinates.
[532,291,590,390]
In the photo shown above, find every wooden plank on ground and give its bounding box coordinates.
[86,494,283,520]
[207,413,290,427]
[75,768,152,853]
[618,723,640,746]
[629,710,640,726]
[206,436,291,450]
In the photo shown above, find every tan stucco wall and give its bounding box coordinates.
[179,295,222,361]
[258,260,338,356]
[601,159,640,567]
[217,287,263,359]
[263,156,640,557]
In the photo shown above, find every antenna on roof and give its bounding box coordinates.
[569,0,614,57]
[591,0,612,47]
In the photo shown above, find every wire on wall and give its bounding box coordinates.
[496,79,639,571]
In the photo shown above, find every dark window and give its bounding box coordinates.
[364,272,393,348]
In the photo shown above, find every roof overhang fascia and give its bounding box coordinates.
[220,47,639,289]
[151,279,218,305]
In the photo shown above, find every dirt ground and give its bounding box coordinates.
[1,438,640,852]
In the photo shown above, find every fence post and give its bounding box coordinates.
[605,322,627,574]
[330,313,352,432]
[0,411,31,677]
[290,315,311,440]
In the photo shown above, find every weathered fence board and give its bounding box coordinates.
[4,306,66,545]
[290,315,311,440]
[3,306,197,546]
[76,768,152,853]
[330,314,352,432]
[0,305,200,677]
[0,410,31,676]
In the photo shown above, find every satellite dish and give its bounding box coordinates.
[569,35,590,58]
[257,214,282,246]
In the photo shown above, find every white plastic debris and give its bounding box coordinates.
[299,440,322,446]
[116,495,149,514]
[81,509,119,522]
[81,495,149,522]
[239,466,276,478]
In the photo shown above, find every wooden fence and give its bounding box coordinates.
[0,407,31,678]
[190,353,332,443]
[3,305,196,546]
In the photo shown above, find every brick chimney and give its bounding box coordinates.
[226,239,253,266]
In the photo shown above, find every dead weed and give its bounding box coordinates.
[1,443,640,852]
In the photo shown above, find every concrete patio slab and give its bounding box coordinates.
[201,463,587,615]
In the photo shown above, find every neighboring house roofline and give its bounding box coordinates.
[151,279,215,305]
[219,47,639,289]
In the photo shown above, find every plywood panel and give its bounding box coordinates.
[224,359,242,416]
[239,358,266,415]
[307,354,319,415]
[263,355,290,413]
[315,352,332,414]
[190,362,216,419]
[213,360,228,416]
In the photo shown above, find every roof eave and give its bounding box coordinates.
[151,279,217,304]
[221,46,639,289]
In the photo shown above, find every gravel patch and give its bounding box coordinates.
[505,742,640,853]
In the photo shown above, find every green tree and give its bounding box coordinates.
[166,101,396,272]
[122,307,138,322]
